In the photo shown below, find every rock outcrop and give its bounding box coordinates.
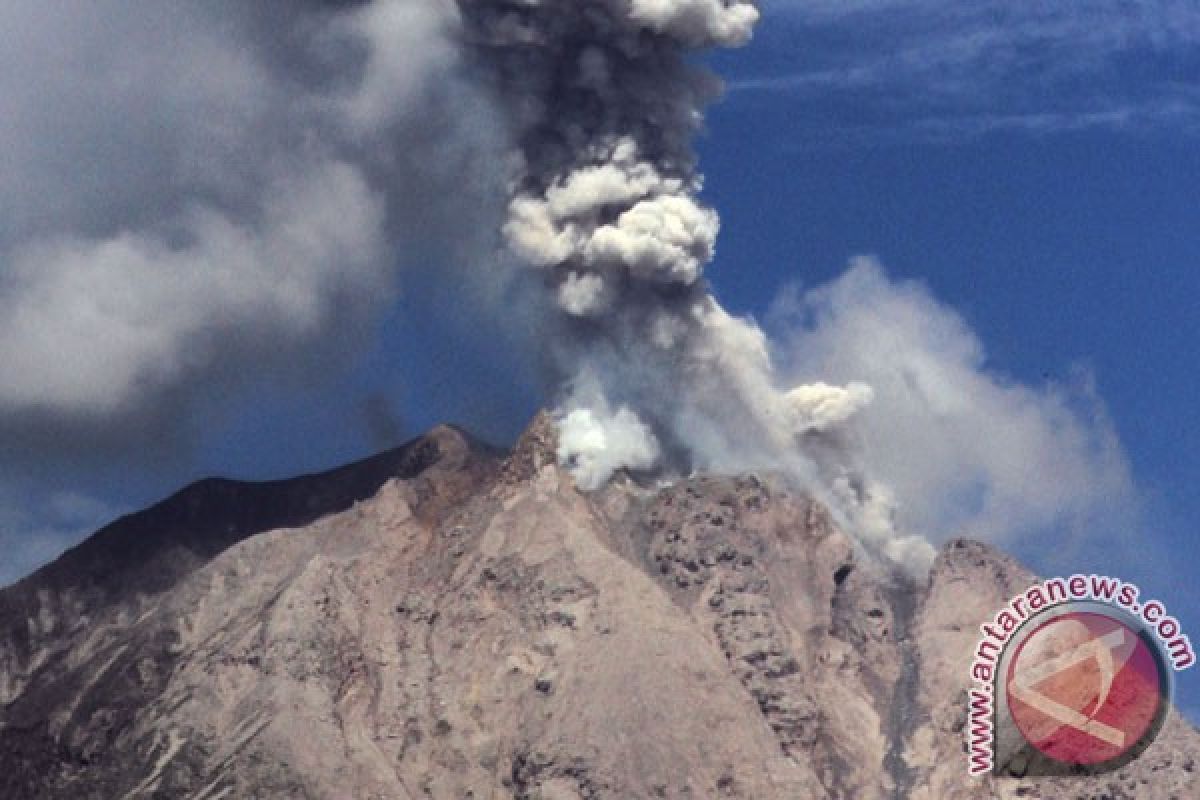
[1,417,1196,798]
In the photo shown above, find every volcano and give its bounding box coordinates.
[1,414,1196,799]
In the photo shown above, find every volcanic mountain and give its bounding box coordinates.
[1,415,1196,799]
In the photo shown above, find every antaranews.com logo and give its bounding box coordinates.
[967,574,1194,778]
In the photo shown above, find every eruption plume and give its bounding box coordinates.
[456,0,934,568]
[0,1,1135,580]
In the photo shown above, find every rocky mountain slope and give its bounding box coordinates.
[1,414,1196,799]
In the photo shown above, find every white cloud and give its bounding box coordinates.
[627,0,760,46]
[771,258,1137,548]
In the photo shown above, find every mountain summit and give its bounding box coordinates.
[1,417,1196,799]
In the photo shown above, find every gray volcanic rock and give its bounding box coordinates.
[1,417,1196,798]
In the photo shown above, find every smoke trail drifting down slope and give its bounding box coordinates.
[455,0,935,569]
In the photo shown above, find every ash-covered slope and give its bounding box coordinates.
[1,415,1196,799]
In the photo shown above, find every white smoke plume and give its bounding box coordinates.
[556,375,662,492]
[1,0,1137,578]
[456,0,941,569]
[455,0,1138,573]
[771,259,1136,553]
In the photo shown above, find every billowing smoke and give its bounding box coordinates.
[0,0,505,430]
[771,259,1135,555]
[1,0,1137,579]
[455,0,1139,573]
[0,0,514,585]
[456,0,938,568]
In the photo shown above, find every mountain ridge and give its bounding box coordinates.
[3,424,504,595]
[1,415,1196,799]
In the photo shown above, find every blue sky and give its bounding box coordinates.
[1,0,1197,713]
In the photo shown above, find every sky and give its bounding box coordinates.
[0,0,1197,709]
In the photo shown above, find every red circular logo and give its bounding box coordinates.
[1005,611,1168,766]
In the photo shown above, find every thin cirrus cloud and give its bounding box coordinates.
[726,0,1200,139]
